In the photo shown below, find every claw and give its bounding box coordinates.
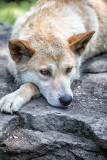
[10,102,13,114]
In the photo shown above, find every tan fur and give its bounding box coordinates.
[0,83,40,113]
[11,0,107,58]
[88,0,107,55]
[18,83,40,99]
[0,0,107,113]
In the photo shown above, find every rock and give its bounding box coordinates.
[0,23,107,160]
[82,53,107,73]
[0,129,102,160]
[0,114,19,141]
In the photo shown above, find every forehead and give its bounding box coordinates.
[30,35,76,66]
[31,50,76,70]
[36,36,65,54]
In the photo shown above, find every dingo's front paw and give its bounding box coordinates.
[0,93,28,114]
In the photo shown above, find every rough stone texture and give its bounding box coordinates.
[0,23,107,160]
[0,114,19,141]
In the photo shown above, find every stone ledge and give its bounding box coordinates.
[0,114,19,141]
[0,129,105,160]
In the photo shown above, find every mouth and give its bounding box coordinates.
[40,88,73,108]
[53,105,70,109]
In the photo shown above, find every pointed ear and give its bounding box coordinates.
[8,39,35,63]
[68,31,95,56]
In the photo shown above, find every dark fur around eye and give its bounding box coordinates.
[65,67,72,74]
[40,70,51,76]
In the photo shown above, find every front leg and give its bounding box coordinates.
[0,83,40,114]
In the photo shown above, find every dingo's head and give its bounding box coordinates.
[9,31,94,107]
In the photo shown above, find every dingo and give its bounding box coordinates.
[0,0,107,113]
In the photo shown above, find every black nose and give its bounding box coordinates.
[59,95,72,106]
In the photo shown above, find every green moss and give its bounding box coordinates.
[0,0,37,24]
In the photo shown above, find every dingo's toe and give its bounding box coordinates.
[0,93,27,114]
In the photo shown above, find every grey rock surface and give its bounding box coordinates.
[0,23,107,160]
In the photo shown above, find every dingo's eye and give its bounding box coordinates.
[65,67,72,74]
[40,69,51,76]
